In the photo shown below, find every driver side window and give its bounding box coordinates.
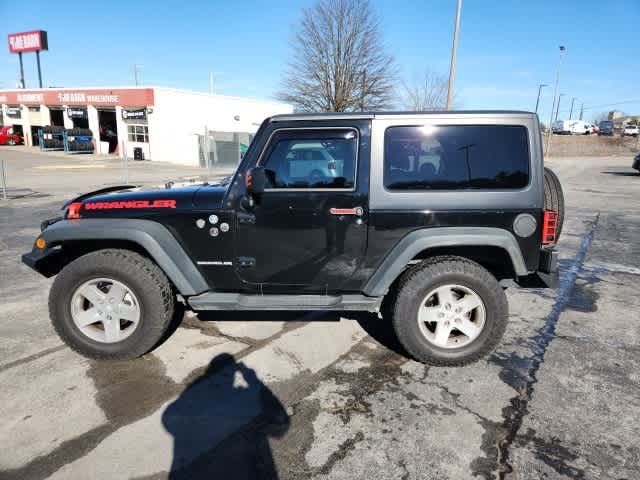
[261,131,357,189]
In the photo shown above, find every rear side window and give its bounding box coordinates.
[384,125,530,190]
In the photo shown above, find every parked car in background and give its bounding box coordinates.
[633,152,640,173]
[623,124,639,137]
[598,120,615,136]
[0,125,23,145]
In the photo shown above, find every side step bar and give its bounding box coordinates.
[188,292,381,312]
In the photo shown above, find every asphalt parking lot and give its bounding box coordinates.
[1,148,639,479]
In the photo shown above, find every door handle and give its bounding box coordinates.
[329,207,364,217]
[236,256,256,268]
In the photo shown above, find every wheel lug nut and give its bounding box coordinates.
[438,312,445,318]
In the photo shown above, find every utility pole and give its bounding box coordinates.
[446,0,463,110]
[569,97,576,119]
[546,45,566,154]
[209,72,215,95]
[555,93,565,122]
[36,51,43,88]
[579,103,584,120]
[133,64,143,86]
[18,53,25,88]
[535,84,547,113]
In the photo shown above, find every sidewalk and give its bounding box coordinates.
[0,147,235,198]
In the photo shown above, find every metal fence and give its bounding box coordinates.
[198,130,254,168]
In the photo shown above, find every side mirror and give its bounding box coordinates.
[245,166,267,195]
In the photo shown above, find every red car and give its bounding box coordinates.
[0,125,23,145]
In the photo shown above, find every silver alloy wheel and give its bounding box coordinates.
[416,284,486,349]
[70,278,141,344]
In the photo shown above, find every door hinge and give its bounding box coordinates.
[238,212,255,224]
[236,256,256,268]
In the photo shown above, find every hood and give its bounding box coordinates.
[69,179,230,214]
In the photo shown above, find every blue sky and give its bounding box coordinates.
[1,0,638,122]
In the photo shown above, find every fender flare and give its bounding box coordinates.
[40,219,209,296]
[363,227,529,297]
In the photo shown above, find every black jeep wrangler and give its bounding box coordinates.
[23,111,563,366]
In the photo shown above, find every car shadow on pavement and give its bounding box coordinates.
[600,170,640,176]
[162,353,290,479]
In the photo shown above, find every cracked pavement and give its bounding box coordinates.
[1,150,639,479]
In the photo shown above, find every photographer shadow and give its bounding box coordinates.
[162,353,289,479]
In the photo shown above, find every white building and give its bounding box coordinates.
[0,86,292,166]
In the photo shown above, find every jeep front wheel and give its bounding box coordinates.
[49,249,175,360]
[391,256,508,366]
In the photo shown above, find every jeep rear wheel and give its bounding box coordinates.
[49,249,175,360]
[391,256,508,366]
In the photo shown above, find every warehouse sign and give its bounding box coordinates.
[6,106,21,118]
[0,88,154,106]
[122,108,147,120]
[67,107,87,119]
[8,30,48,53]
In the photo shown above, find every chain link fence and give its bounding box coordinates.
[198,130,254,169]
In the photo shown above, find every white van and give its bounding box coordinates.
[553,120,592,135]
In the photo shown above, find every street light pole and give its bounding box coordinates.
[555,93,565,122]
[535,84,548,113]
[579,103,584,120]
[569,97,576,119]
[133,64,143,86]
[546,46,566,154]
[446,0,463,110]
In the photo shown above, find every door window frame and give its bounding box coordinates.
[256,127,359,192]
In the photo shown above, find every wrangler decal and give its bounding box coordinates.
[84,199,177,210]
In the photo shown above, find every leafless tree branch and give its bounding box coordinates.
[277,0,397,112]
[401,70,451,111]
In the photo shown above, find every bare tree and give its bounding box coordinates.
[401,70,450,111]
[277,0,396,112]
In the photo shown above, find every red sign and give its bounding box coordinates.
[8,30,48,54]
[84,200,177,210]
[0,88,154,106]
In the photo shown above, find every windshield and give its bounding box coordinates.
[599,121,613,127]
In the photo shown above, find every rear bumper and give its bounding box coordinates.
[516,249,558,289]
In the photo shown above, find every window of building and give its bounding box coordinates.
[261,129,357,189]
[384,125,530,190]
[127,124,149,143]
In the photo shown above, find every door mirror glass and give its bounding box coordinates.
[245,167,267,195]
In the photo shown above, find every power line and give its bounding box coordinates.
[549,98,640,117]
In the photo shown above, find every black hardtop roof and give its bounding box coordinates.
[270,110,536,122]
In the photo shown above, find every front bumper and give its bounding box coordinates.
[22,245,65,277]
[516,249,558,289]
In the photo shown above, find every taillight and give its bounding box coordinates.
[67,202,83,219]
[542,210,558,245]
[245,171,253,188]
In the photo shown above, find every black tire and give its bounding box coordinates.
[390,256,508,366]
[49,249,175,360]
[543,167,565,239]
